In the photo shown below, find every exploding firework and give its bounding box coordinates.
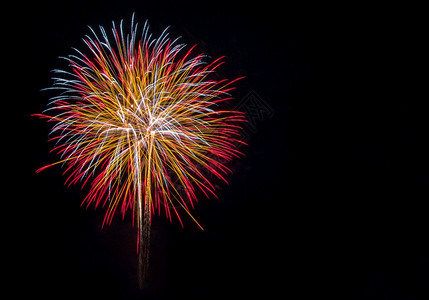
[35,15,246,287]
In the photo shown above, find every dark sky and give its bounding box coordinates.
[10,1,428,299]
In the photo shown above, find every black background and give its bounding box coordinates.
[9,1,428,299]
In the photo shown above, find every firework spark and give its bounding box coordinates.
[35,16,246,287]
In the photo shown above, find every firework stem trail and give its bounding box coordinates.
[138,133,153,288]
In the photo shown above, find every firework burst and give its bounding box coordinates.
[35,15,246,287]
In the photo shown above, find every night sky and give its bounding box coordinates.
[10,1,428,299]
